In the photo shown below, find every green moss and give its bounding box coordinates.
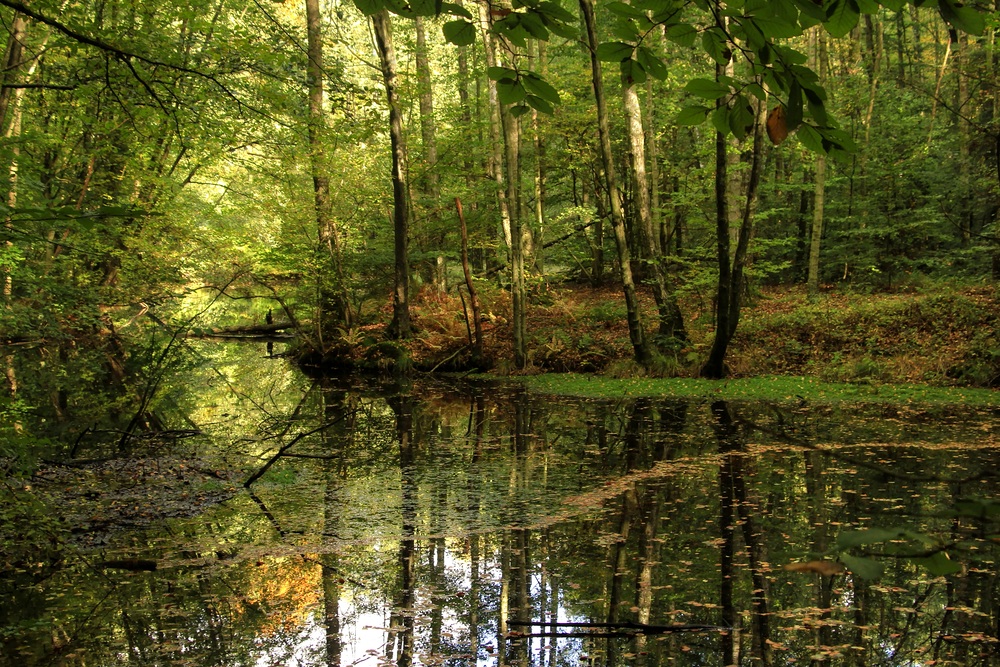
[516,373,1000,406]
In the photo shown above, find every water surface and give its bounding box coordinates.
[2,345,998,667]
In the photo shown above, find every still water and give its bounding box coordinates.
[2,345,998,667]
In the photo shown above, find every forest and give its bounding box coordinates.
[0,0,998,390]
[1,2,999,664]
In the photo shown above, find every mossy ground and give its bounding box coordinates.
[356,281,999,388]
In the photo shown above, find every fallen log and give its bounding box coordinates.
[185,322,296,338]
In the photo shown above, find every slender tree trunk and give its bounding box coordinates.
[928,27,954,146]
[2,15,27,412]
[414,16,446,291]
[702,70,765,378]
[306,0,351,341]
[0,13,26,136]
[808,31,828,301]
[478,3,513,257]
[622,70,686,345]
[456,197,484,364]
[373,10,412,339]
[503,106,527,368]
[580,0,651,366]
[531,40,547,274]
[956,32,972,246]
[993,1,1000,279]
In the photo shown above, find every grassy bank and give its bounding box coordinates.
[374,281,999,388]
[518,373,1000,405]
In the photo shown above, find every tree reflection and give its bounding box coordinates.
[3,377,1000,667]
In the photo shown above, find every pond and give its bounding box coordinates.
[1,342,998,667]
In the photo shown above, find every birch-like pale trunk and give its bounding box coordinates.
[622,74,686,345]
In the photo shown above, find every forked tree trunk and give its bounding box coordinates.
[702,65,765,379]
[373,10,412,339]
[580,0,651,366]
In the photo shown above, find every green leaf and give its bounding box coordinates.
[443,20,476,45]
[411,0,438,15]
[547,19,580,39]
[621,58,647,84]
[666,22,698,47]
[914,551,963,577]
[824,0,860,38]
[520,11,550,38]
[525,94,555,115]
[711,105,730,134]
[440,2,474,18]
[728,95,754,140]
[785,79,803,131]
[676,105,711,125]
[510,104,532,117]
[792,0,827,22]
[684,77,730,100]
[805,89,827,125]
[522,72,560,104]
[596,41,635,62]
[495,15,530,46]
[752,14,802,40]
[835,527,907,550]
[854,0,879,12]
[702,27,730,65]
[353,0,384,15]
[746,82,766,101]
[606,1,648,18]
[487,66,519,81]
[840,554,883,580]
[635,46,668,80]
[537,0,576,23]
[498,79,527,104]
[939,0,986,35]
[880,0,905,9]
[822,127,858,153]
[954,498,1000,518]
[612,21,642,41]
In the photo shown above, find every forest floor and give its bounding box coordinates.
[355,281,999,388]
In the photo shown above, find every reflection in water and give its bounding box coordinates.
[2,365,999,667]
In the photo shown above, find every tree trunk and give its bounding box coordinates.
[531,40,547,274]
[306,0,351,340]
[622,69,686,346]
[414,17,446,292]
[701,66,765,378]
[502,105,527,368]
[808,29,828,301]
[478,3,513,258]
[373,10,412,339]
[456,197,484,364]
[580,0,651,367]
[0,13,27,136]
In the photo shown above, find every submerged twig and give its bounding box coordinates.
[243,409,357,488]
[506,620,726,637]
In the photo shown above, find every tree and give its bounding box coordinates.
[372,9,413,340]
[306,0,352,340]
[580,0,652,367]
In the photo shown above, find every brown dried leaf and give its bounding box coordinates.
[783,560,846,576]
[766,105,789,145]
